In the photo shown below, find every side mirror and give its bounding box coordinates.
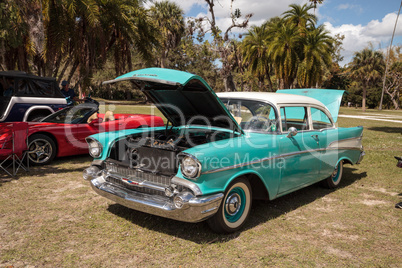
[89,118,102,125]
[287,127,298,138]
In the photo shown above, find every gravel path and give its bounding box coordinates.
[338,114,402,124]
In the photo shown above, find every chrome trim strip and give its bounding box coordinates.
[0,96,66,122]
[327,136,362,148]
[23,106,55,121]
[102,76,181,86]
[202,146,363,175]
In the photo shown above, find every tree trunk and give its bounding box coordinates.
[385,88,400,110]
[224,73,236,92]
[362,85,367,112]
[57,57,72,84]
[265,69,273,92]
[25,0,45,76]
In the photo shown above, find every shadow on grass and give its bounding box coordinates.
[0,154,92,186]
[368,126,402,134]
[107,166,367,244]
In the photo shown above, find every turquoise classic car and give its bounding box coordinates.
[83,68,365,233]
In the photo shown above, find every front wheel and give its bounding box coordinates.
[207,177,252,233]
[321,160,343,189]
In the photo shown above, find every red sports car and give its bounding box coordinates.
[0,102,164,165]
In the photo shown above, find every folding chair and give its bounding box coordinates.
[0,122,29,176]
[0,124,14,176]
[12,122,29,175]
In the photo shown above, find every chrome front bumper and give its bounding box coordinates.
[89,176,224,223]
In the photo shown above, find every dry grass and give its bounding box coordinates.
[1,107,401,267]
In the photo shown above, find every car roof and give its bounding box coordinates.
[0,71,56,82]
[217,92,327,108]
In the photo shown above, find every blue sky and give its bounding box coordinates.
[155,0,402,66]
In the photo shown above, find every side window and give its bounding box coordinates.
[226,102,253,124]
[280,106,309,131]
[311,108,332,129]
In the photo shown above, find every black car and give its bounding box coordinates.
[0,71,67,122]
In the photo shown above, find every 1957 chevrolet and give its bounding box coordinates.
[83,68,364,233]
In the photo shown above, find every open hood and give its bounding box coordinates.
[103,68,243,133]
[277,88,345,122]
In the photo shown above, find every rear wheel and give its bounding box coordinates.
[207,177,252,233]
[28,112,49,122]
[28,134,57,165]
[321,160,343,189]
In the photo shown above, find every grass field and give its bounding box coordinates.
[1,106,401,267]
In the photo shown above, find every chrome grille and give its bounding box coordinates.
[105,161,172,196]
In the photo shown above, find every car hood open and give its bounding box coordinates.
[103,68,243,133]
[277,88,345,122]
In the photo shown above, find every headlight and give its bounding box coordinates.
[86,138,102,158]
[181,155,201,179]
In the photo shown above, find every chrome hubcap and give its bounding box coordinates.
[331,165,339,178]
[225,193,241,216]
[28,139,52,163]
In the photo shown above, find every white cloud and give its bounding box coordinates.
[324,12,402,65]
[189,0,310,35]
[150,1,402,66]
[364,12,402,37]
[324,22,379,64]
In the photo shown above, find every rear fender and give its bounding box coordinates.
[23,106,54,121]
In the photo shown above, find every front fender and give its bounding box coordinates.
[188,162,280,200]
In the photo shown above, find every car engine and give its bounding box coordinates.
[107,128,235,176]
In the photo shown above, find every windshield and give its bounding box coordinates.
[220,99,278,133]
[42,104,97,124]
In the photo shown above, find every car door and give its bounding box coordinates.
[310,107,338,179]
[63,109,101,151]
[277,105,322,195]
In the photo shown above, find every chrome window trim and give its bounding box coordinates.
[276,103,335,133]
[308,105,335,129]
[219,97,280,134]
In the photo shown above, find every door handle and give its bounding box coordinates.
[311,134,319,145]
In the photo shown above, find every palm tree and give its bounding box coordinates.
[298,25,333,88]
[150,1,184,68]
[282,3,317,30]
[100,0,157,74]
[350,48,385,111]
[0,0,34,72]
[268,21,301,89]
[44,0,103,89]
[242,24,273,91]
